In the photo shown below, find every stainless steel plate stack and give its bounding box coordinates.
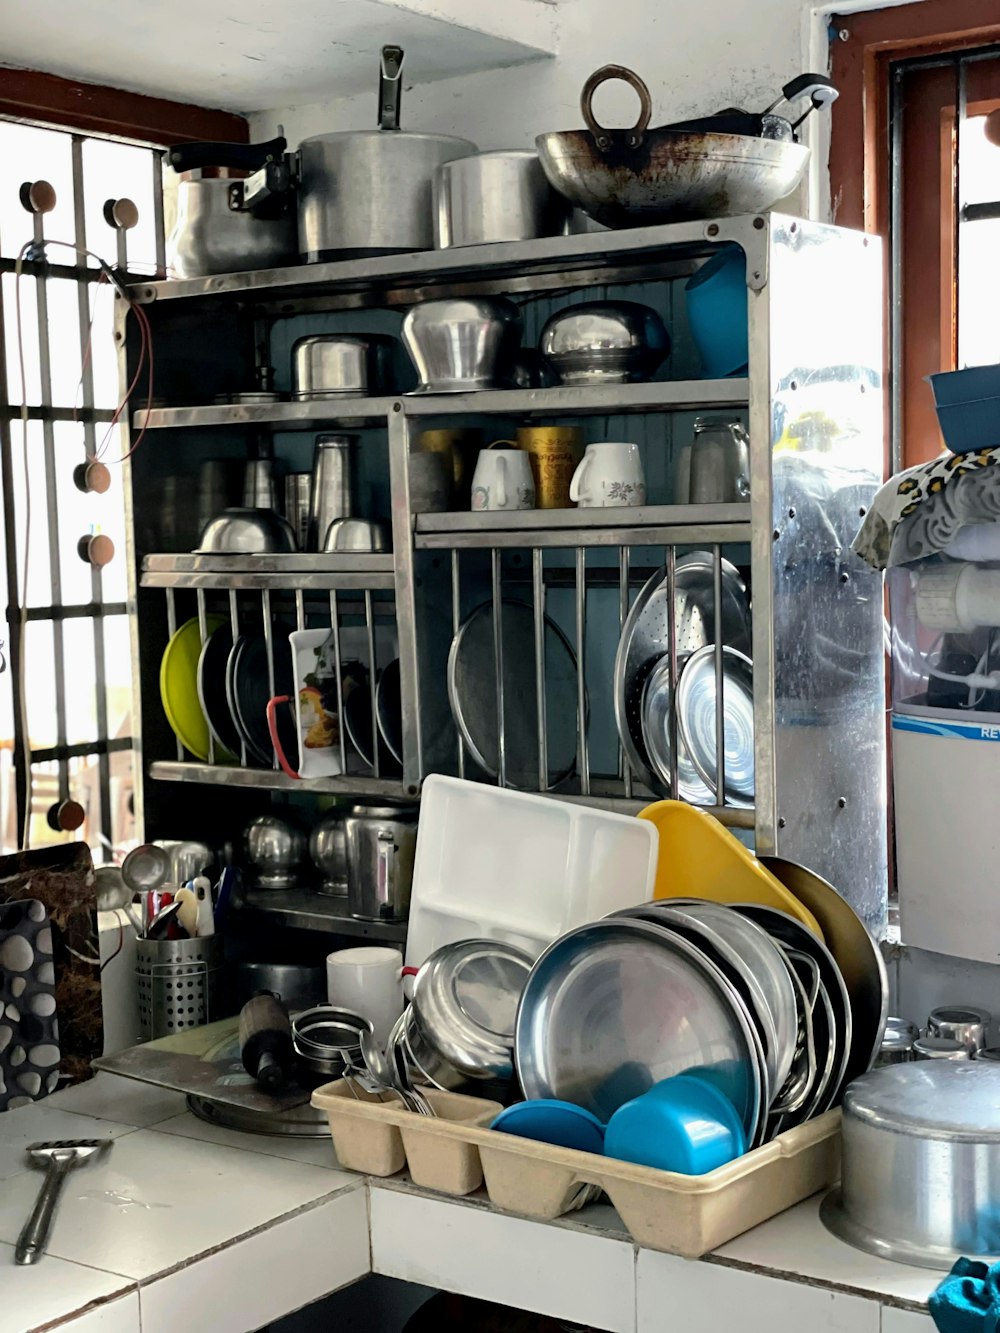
[514,893,869,1146]
[614,552,752,799]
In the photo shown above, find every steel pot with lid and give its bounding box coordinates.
[171,48,476,263]
[344,804,418,921]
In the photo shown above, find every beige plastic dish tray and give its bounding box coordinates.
[311,1080,502,1195]
[313,1081,840,1257]
[463,1109,841,1257]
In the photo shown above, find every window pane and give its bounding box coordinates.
[82,138,159,277]
[23,620,57,749]
[45,278,86,408]
[63,618,98,746]
[10,422,53,608]
[102,615,133,742]
[3,272,42,407]
[0,122,75,260]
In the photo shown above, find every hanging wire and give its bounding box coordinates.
[13,234,154,847]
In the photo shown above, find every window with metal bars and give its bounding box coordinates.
[0,118,165,857]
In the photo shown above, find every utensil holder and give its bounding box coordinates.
[136,936,223,1040]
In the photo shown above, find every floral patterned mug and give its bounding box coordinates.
[569,442,646,508]
[470,445,536,512]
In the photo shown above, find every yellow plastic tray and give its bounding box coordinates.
[637,801,824,940]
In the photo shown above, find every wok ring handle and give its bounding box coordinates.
[580,65,652,152]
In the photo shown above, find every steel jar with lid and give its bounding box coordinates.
[822,1061,1000,1268]
[344,804,418,921]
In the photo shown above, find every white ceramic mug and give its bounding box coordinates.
[569,442,646,508]
[470,445,535,512]
[326,946,404,1045]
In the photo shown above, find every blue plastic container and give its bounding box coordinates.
[603,1074,747,1175]
[928,365,1000,453]
[491,1100,606,1155]
[684,245,749,379]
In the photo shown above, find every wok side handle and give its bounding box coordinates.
[580,65,652,152]
[379,46,404,131]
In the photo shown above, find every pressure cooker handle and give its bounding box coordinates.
[580,65,653,153]
[167,136,288,175]
[378,46,405,132]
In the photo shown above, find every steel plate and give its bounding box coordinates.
[448,598,580,790]
[676,644,755,806]
[760,855,888,1089]
[613,552,750,791]
[515,917,762,1137]
[660,899,798,1101]
[640,656,713,803]
[615,901,783,1096]
[734,903,852,1109]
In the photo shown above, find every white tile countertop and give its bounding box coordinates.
[0,1076,940,1333]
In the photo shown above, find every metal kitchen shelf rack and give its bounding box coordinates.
[121,212,888,929]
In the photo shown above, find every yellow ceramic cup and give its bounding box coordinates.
[515,426,584,509]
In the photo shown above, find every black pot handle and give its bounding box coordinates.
[580,65,652,153]
[167,136,287,175]
[378,45,404,131]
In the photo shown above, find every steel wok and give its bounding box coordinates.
[535,65,810,229]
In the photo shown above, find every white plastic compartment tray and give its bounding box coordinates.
[405,775,659,969]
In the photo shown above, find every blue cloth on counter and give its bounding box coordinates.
[929,1258,1000,1331]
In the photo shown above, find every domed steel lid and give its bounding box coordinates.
[845,1060,1000,1140]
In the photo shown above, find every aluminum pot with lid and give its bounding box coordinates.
[433,151,569,249]
[344,804,418,921]
[822,1061,1000,1268]
[298,47,477,260]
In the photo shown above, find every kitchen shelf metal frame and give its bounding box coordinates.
[121,212,887,928]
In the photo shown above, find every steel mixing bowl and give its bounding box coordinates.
[539,300,669,385]
[401,296,522,394]
[197,508,297,554]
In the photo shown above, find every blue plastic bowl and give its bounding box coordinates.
[491,1100,605,1155]
[684,245,749,379]
[603,1074,747,1175]
[927,366,1000,453]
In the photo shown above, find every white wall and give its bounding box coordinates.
[250,0,817,156]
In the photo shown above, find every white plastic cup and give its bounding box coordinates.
[325,946,404,1046]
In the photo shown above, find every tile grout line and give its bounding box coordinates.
[131,1179,368,1291]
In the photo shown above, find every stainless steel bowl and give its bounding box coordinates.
[323,517,391,552]
[243,815,307,889]
[822,1061,1000,1268]
[433,151,570,249]
[197,508,297,554]
[292,334,395,400]
[539,300,669,385]
[407,939,533,1085]
[401,297,522,394]
[234,963,327,1012]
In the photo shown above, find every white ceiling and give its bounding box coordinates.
[1,0,555,114]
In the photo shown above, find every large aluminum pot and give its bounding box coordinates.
[343,804,418,921]
[536,65,810,228]
[821,1061,1000,1269]
[298,47,476,260]
[432,151,569,249]
[166,173,297,279]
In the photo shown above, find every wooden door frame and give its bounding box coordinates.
[829,0,1000,234]
[0,66,248,146]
